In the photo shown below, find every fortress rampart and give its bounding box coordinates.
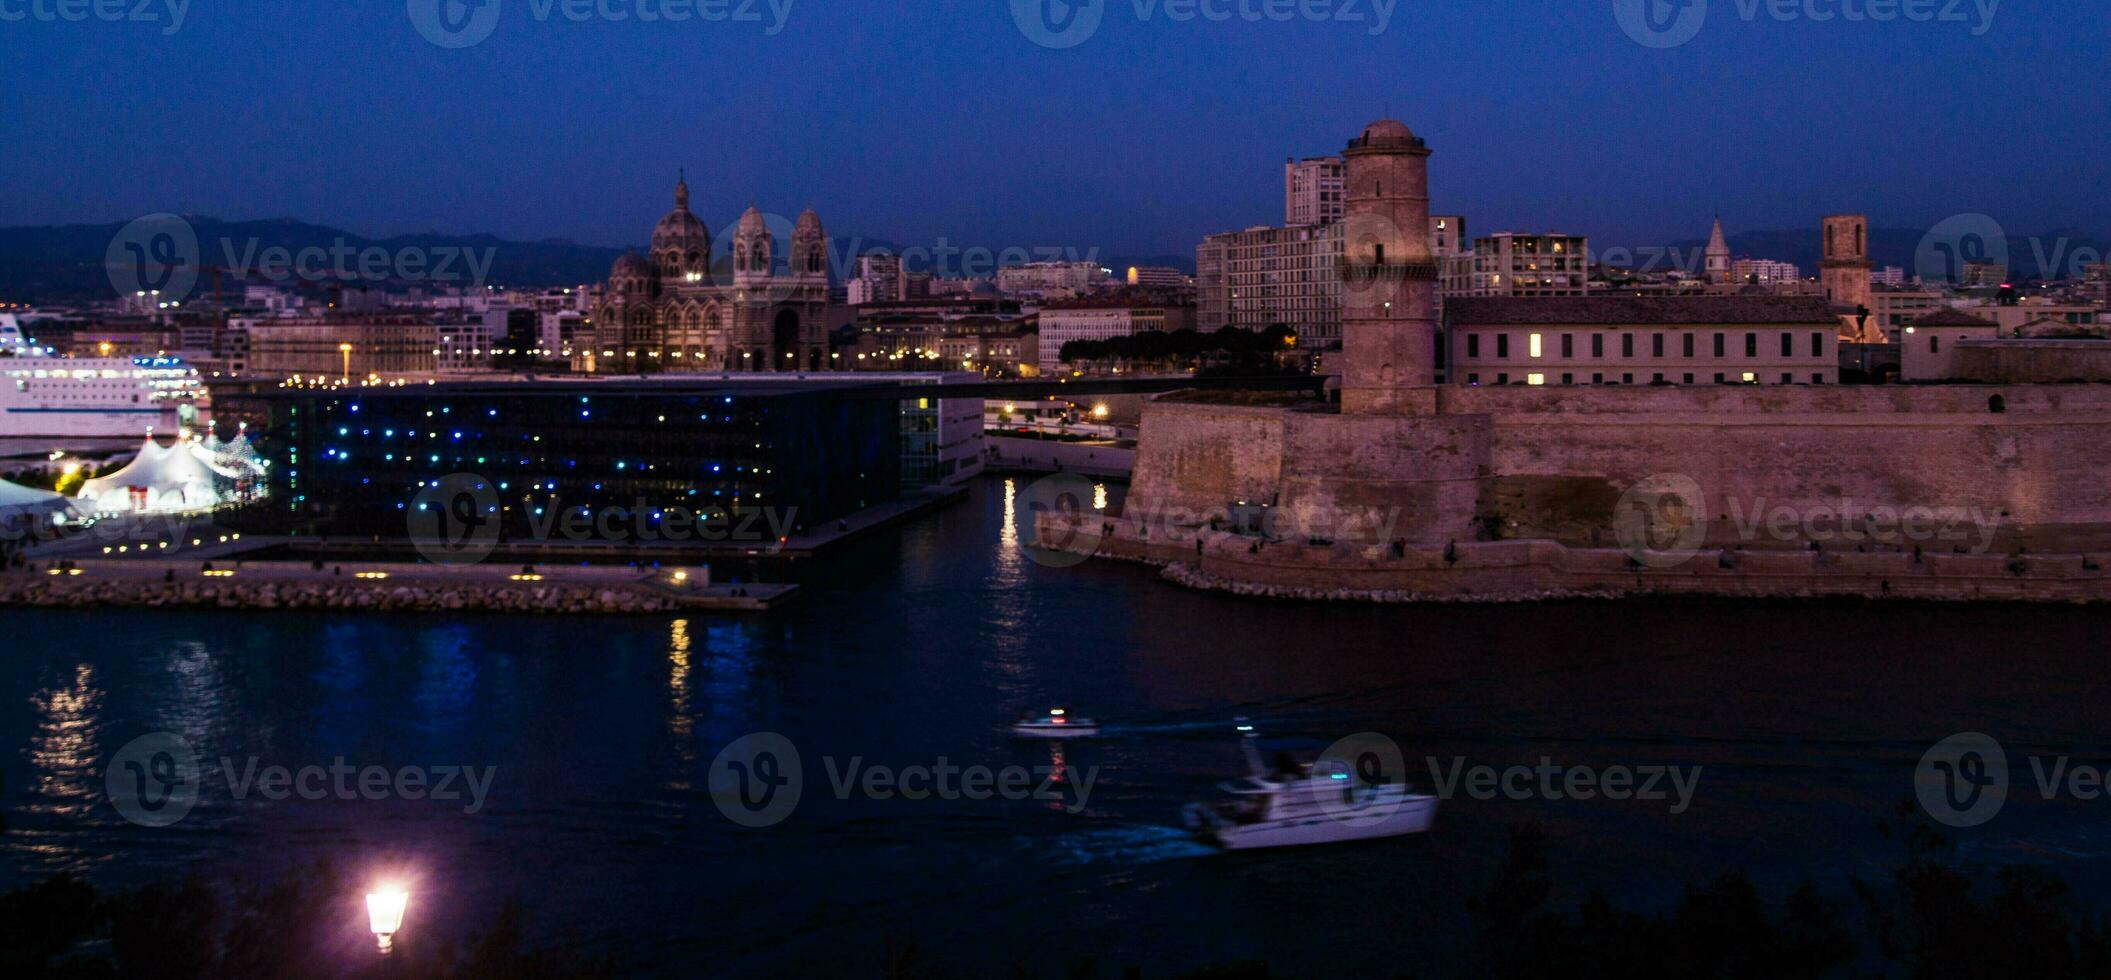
[1099,119,2111,601]
[1128,382,2111,566]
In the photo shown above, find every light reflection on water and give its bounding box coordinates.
[28,664,103,817]
[0,478,2107,977]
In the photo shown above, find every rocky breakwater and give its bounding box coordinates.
[1,568,684,615]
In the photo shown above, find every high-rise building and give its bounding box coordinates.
[1284,155,1346,227]
[1734,258,1801,284]
[1450,233,1591,298]
[1039,295,1194,374]
[1125,266,1187,288]
[1429,216,1467,258]
[1197,216,1472,346]
[850,253,906,304]
[996,261,1104,297]
[1196,223,1343,343]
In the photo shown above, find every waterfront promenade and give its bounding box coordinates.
[3,558,795,613]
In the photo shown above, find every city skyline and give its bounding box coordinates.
[1,1,2099,257]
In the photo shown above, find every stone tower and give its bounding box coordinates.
[1705,216,1732,285]
[1820,214,1872,310]
[733,206,773,287]
[1339,119,1440,415]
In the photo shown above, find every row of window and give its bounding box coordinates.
[1461,331,1828,360]
[1465,372,1828,386]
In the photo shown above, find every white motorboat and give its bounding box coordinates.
[1008,708,1099,739]
[1182,723,1437,850]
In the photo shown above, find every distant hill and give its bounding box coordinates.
[0,217,630,303]
[0,218,1202,304]
[1659,228,2108,282]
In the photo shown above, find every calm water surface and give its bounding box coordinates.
[4,476,2110,976]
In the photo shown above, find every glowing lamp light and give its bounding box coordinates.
[366,887,409,955]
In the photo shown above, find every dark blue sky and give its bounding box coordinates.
[2,0,2098,258]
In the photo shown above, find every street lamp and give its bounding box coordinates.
[366,886,408,955]
[339,343,353,383]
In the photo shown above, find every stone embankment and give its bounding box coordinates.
[1,561,791,614]
[1043,514,2111,604]
[1,574,681,614]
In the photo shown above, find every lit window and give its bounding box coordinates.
[1529,333,1543,358]
[1527,373,1546,386]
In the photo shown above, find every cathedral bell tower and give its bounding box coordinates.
[1340,120,1440,414]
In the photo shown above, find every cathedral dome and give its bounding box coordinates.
[795,208,823,234]
[651,174,710,279]
[611,251,651,279]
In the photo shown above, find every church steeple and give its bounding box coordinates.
[1705,215,1732,286]
[674,169,690,210]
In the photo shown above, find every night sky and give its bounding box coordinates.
[1,0,2098,258]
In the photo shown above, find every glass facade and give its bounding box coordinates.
[220,382,903,542]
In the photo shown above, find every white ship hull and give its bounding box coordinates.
[1188,794,1438,850]
[0,405,191,438]
[0,317,207,439]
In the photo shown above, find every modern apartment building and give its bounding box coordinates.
[1284,155,1346,226]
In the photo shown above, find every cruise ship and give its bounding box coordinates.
[0,314,207,437]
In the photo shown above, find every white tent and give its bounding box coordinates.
[78,434,220,514]
[0,476,73,526]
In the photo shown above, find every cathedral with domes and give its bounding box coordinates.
[578,175,833,373]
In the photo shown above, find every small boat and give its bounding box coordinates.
[1009,708,1099,739]
[1182,722,1437,850]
